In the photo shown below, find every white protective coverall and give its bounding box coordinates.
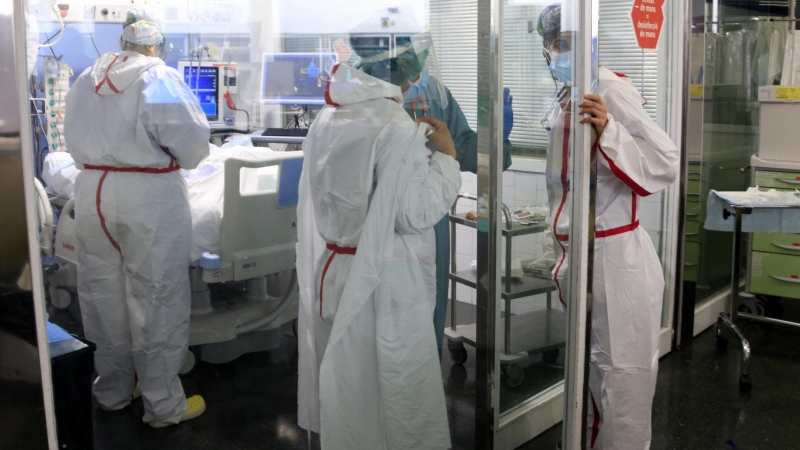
[545,67,679,449]
[64,51,209,423]
[297,63,461,450]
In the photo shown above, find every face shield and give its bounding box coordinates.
[349,8,448,109]
[539,3,598,89]
[537,4,575,85]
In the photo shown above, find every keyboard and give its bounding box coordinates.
[261,128,309,137]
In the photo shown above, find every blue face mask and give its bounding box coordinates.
[403,66,430,101]
[549,50,572,85]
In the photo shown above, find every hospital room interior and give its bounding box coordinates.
[4,0,800,448]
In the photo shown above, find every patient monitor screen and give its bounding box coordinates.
[183,66,220,122]
[261,53,337,105]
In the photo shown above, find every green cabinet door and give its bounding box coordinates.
[754,170,800,190]
[684,241,700,282]
[749,251,800,299]
[753,233,800,257]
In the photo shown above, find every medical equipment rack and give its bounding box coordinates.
[712,192,800,393]
[444,194,563,387]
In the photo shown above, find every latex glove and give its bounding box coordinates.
[503,87,513,141]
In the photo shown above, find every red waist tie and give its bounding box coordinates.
[84,156,181,253]
[319,243,357,319]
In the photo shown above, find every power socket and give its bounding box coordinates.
[94,4,128,23]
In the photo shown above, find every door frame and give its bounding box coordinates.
[660,0,691,353]
[10,0,60,448]
[473,0,598,448]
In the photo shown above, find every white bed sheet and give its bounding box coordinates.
[42,142,275,262]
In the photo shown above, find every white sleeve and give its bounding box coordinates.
[394,148,462,235]
[597,83,679,197]
[139,67,211,170]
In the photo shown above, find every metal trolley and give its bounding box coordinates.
[444,193,565,387]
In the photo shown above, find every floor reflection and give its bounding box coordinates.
[48,297,800,449]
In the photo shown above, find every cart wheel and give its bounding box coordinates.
[543,349,560,365]
[448,340,468,365]
[502,364,524,387]
[738,301,765,316]
[716,335,728,351]
[292,318,298,337]
[51,287,76,310]
[180,347,199,376]
[739,374,753,393]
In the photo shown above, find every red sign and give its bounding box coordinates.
[630,0,665,50]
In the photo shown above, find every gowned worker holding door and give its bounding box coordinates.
[537,4,679,449]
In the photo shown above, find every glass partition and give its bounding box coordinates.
[460,0,598,447]
[596,0,680,337]
[17,0,679,448]
[24,1,491,448]
[679,0,795,333]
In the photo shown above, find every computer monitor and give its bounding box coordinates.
[180,64,220,123]
[261,53,337,105]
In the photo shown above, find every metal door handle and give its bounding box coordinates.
[770,275,800,284]
[777,178,800,185]
[684,263,697,267]
[686,212,699,217]
[772,243,800,251]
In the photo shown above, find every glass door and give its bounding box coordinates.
[676,0,795,345]
[471,0,598,447]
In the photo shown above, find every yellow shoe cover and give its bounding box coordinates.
[149,395,206,429]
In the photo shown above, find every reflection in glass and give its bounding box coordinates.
[17,0,676,447]
[684,3,791,308]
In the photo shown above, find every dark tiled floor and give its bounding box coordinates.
[519,302,800,450]
[648,309,800,450]
[50,298,800,450]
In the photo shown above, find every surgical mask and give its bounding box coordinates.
[403,66,429,101]
[392,49,426,86]
[549,51,572,85]
[359,48,427,86]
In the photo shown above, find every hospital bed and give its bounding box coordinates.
[34,177,78,310]
[39,148,304,374]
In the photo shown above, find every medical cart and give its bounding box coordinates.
[444,194,563,387]
[714,88,800,392]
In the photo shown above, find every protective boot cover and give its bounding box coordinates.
[297,64,460,450]
[544,67,679,449]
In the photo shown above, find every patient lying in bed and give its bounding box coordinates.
[42,141,276,262]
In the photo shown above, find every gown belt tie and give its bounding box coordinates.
[319,243,357,319]
[83,152,181,254]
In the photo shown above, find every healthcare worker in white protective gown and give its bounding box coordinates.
[64,6,209,427]
[296,62,461,449]
[348,7,514,359]
[537,5,679,449]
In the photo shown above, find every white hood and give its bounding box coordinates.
[91,51,164,96]
[324,63,403,107]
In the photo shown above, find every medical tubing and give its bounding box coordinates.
[39,1,66,48]
[236,270,298,335]
[231,106,250,131]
